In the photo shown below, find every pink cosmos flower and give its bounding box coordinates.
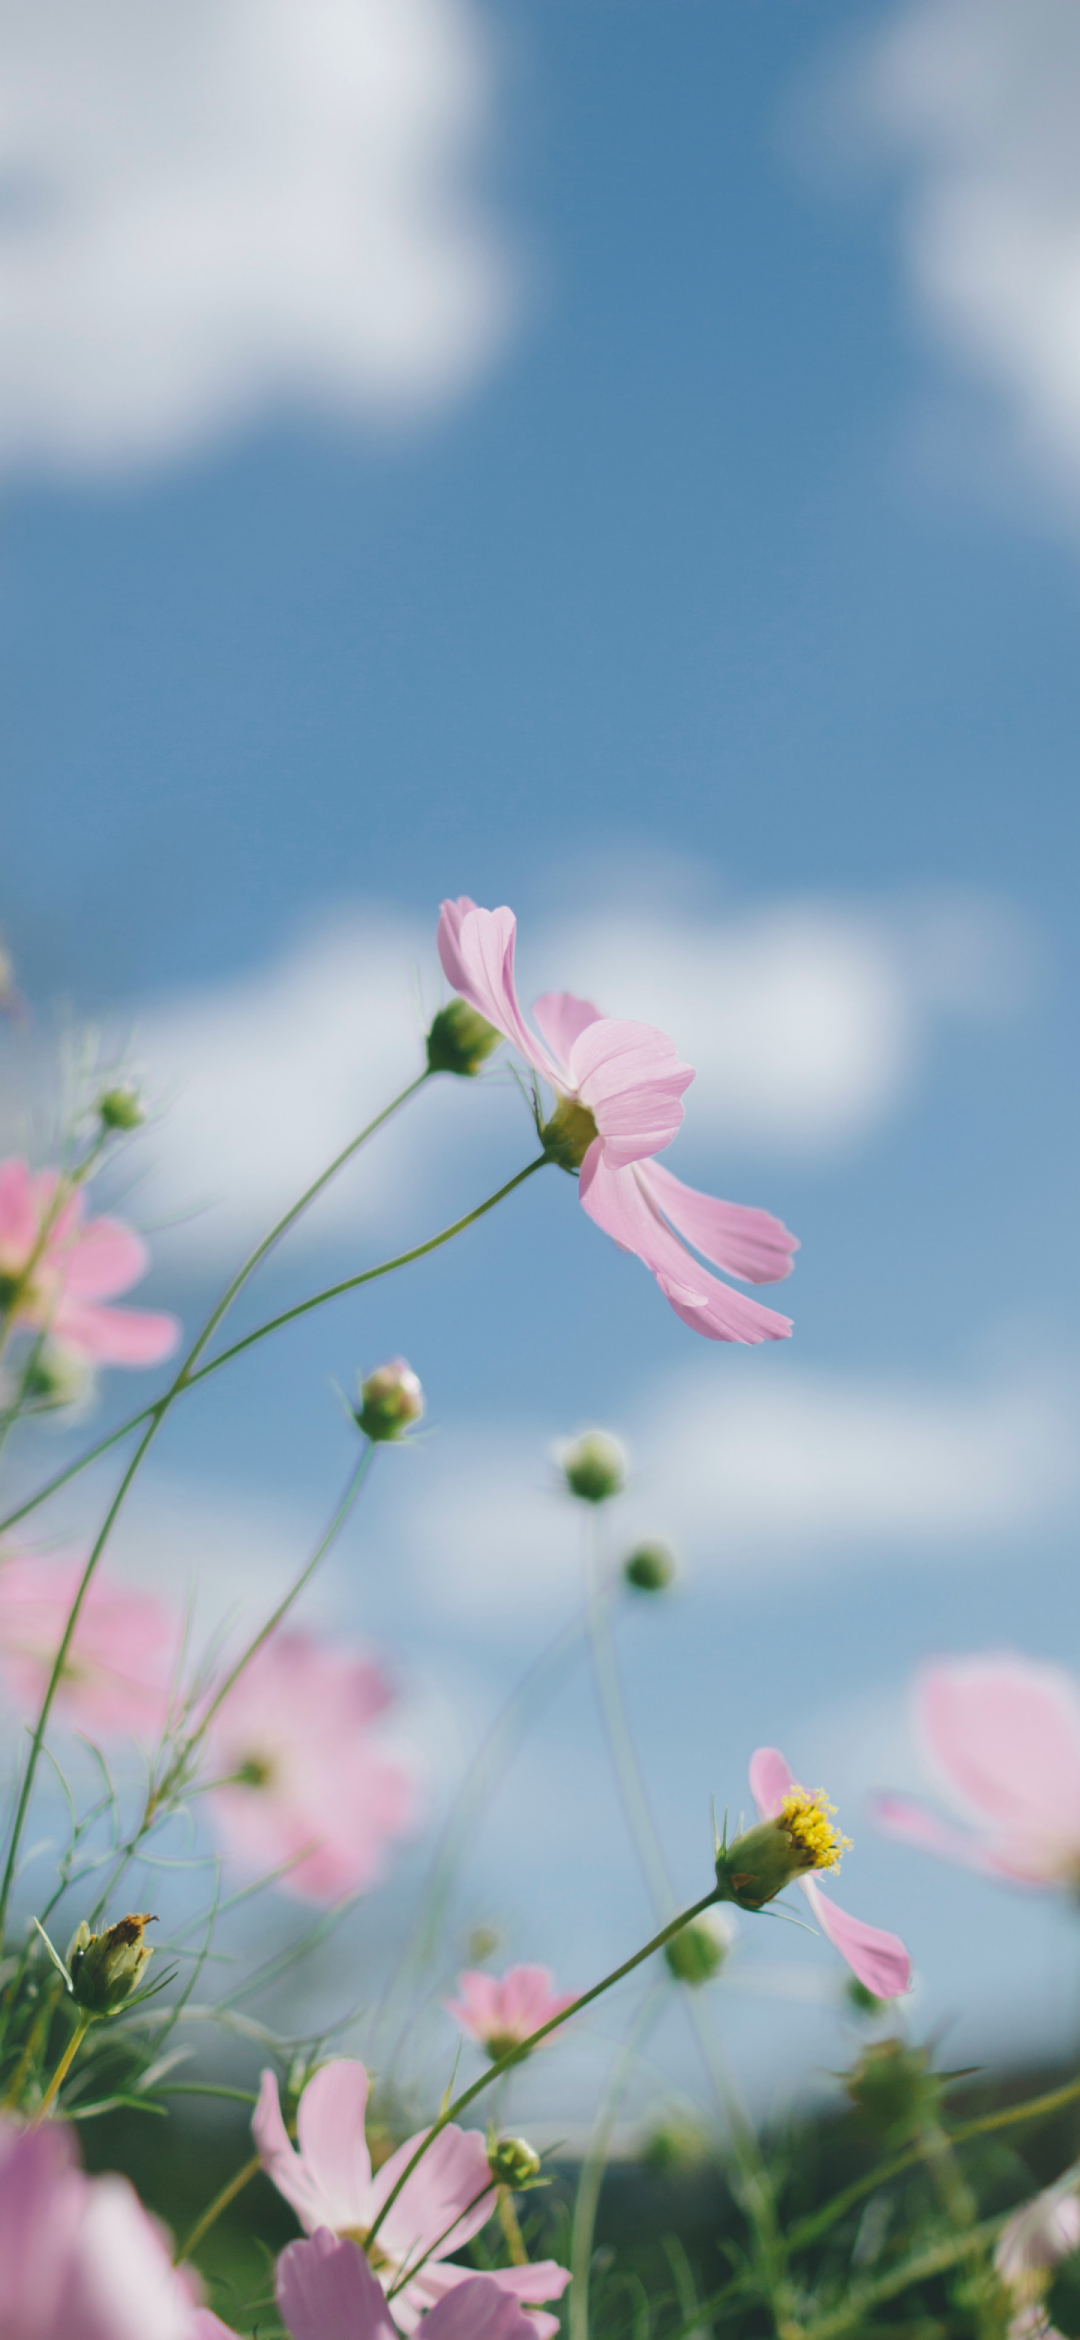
[204,1632,414,1903]
[276,2228,547,2340]
[994,2173,1080,2340]
[446,1963,577,2058]
[750,1748,912,1999]
[0,2116,199,2340]
[0,1158,179,1369]
[254,2060,571,2336]
[0,1553,177,1740]
[437,900,797,1344]
[874,1654,1080,1889]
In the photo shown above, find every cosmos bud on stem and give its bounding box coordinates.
[426,1000,501,1077]
[68,1912,156,2016]
[714,1789,851,1912]
[355,1358,424,1442]
[559,1430,627,1505]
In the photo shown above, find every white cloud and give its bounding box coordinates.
[0,0,512,477]
[398,1362,1076,1624]
[102,885,1029,1265]
[851,0,1080,502]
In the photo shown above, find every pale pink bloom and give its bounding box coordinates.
[447,1963,576,2056]
[254,2060,571,2336]
[0,1158,179,1368]
[276,2228,547,2340]
[874,1654,1080,1888]
[996,2176,1080,2286]
[204,1633,414,1903]
[438,900,797,1344]
[0,2115,199,2340]
[750,1747,911,1999]
[0,1553,177,1740]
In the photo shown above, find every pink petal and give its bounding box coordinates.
[531,992,605,1073]
[60,1215,150,1300]
[446,1970,502,2038]
[580,1153,793,1344]
[567,1019,693,1167]
[638,1161,799,1285]
[918,1654,1080,1839]
[436,901,560,1085]
[423,2274,548,2340]
[0,1158,37,1267]
[749,1746,796,1820]
[295,2062,374,2230]
[370,2123,494,2266]
[276,2230,395,2340]
[873,1793,998,1873]
[801,1876,911,1998]
[49,1300,180,1366]
[403,2259,570,2333]
[254,2069,336,2234]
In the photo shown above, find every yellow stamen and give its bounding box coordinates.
[779,1785,852,1874]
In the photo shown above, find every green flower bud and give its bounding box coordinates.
[355,1358,424,1442]
[845,1977,889,2020]
[559,1429,627,1505]
[466,1926,500,1963]
[539,1095,600,1173]
[488,2134,542,2189]
[67,1912,156,2016]
[643,2116,712,2172]
[98,1086,144,1131]
[715,1786,851,1912]
[664,1913,733,1986]
[21,1342,93,1413]
[845,2039,945,2139]
[426,1001,501,1077]
[623,1542,676,1593]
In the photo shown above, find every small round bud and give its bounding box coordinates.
[426,1001,501,1078]
[664,1912,733,1987]
[68,1912,156,2016]
[466,1926,500,1964]
[98,1086,144,1131]
[559,1430,627,1505]
[845,2040,943,2138]
[488,2135,542,2190]
[643,2117,712,2172]
[355,1358,425,1442]
[21,1342,93,1414]
[623,1542,676,1594]
[845,1977,888,2020]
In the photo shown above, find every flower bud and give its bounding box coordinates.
[466,1926,500,1963]
[98,1086,144,1131]
[845,1977,889,2020]
[623,1542,676,1594]
[715,1784,851,1912]
[559,1430,627,1505]
[488,2135,543,2190]
[355,1358,424,1442]
[664,1912,733,1986]
[844,2039,944,2139]
[21,1342,94,1414]
[426,1001,501,1077]
[67,1912,156,2016]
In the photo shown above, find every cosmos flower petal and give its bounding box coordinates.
[59,1215,151,1299]
[295,2061,374,2228]
[918,1655,1080,1839]
[368,2123,494,2264]
[872,1793,1007,1872]
[0,1157,39,1263]
[567,1018,693,1166]
[531,991,605,1073]
[800,1876,911,1999]
[51,1299,180,1365]
[399,2259,570,2335]
[253,2070,338,2234]
[437,900,560,1085]
[580,1153,793,1343]
[749,1746,797,1821]
[638,1160,799,1285]
[276,2230,395,2340]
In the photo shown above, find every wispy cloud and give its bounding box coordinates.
[0,0,512,478]
[846,0,1080,507]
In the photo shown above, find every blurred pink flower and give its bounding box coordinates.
[276,2228,547,2340]
[437,900,797,1344]
[997,2176,1080,2286]
[254,2060,571,2335]
[874,1653,1080,1888]
[0,2116,199,2340]
[447,1963,576,2058]
[0,1553,177,1740]
[0,1159,179,1369]
[750,1747,911,1999]
[204,1633,414,1903]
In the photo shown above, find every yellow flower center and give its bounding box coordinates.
[779,1785,852,1874]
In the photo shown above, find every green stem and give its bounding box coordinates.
[570,1986,663,2340]
[364,1886,723,2255]
[34,2013,92,2120]
[177,2151,262,2264]
[0,1138,547,1541]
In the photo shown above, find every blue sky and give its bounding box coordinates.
[2,0,1080,2130]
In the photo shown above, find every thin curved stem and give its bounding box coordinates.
[364,1886,722,2255]
[177,2151,262,2265]
[33,2014,91,2121]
